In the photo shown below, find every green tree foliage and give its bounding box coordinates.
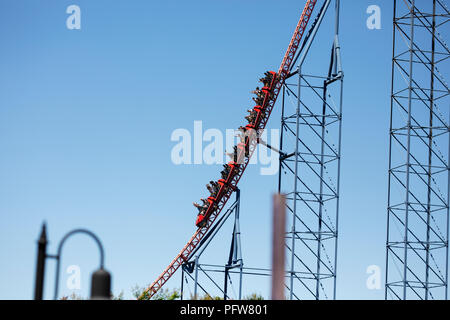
[191,293,223,300]
[132,285,181,300]
[63,285,264,300]
[244,293,264,300]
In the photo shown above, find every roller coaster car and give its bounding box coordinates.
[225,161,238,183]
[253,106,263,118]
[267,71,278,91]
[267,71,277,82]
[228,161,237,168]
[196,213,207,228]
[196,197,215,228]
[261,81,277,106]
[215,180,226,200]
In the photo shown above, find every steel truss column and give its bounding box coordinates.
[224,189,243,300]
[180,190,244,300]
[386,0,450,300]
[278,0,343,300]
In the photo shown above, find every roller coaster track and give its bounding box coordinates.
[139,0,318,300]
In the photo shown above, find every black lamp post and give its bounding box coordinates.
[34,223,47,300]
[33,223,112,300]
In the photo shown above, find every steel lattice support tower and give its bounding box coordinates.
[278,0,343,300]
[385,0,450,300]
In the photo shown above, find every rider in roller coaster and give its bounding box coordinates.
[193,199,208,214]
[193,71,276,217]
[221,164,231,179]
[226,145,239,162]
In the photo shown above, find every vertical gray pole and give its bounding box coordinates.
[332,0,342,301]
[334,68,344,302]
[403,0,415,300]
[235,189,242,268]
[224,266,229,300]
[333,0,340,76]
[180,267,184,300]
[425,0,436,300]
[385,0,397,300]
[446,77,450,300]
[446,100,450,301]
[239,265,243,300]
[289,65,302,300]
[278,86,286,193]
[235,189,243,300]
[316,79,327,300]
[194,256,199,300]
[272,194,286,300]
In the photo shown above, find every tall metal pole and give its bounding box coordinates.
[425,0,436,300]
[224,266,229,300]
[194,255,199,299]
[235,189,243,300]
[239,265,243,300]
[180,267,184,300]
[315,79,328,299]
[272,194,286,300]
[402,0,415,300]
[446,103,450,301]
[34,223,47,300]
[332,0,342,301]
[385,0,397,300]
[289,65,302,300]
[278,86,286,194]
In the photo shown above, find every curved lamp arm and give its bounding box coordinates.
[53,229,105,300]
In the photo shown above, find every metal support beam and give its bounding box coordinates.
[278,0,343,300]
[386,0,450,300]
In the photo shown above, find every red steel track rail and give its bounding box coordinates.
[139,0,317,300]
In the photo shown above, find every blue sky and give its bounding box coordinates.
[0,0,437,299]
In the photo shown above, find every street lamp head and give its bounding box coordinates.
[90,268,111,300]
